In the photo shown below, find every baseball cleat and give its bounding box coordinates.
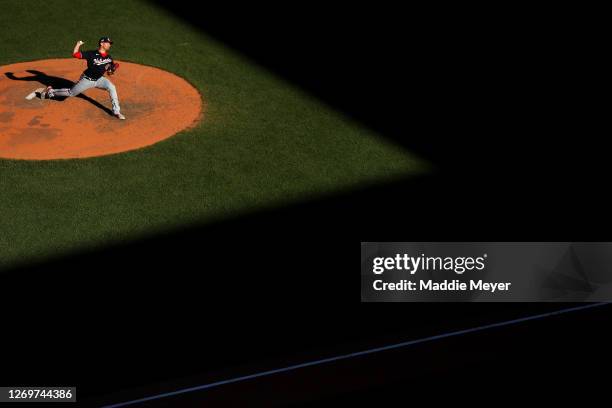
[39,86,54,99]
[114,113,126,120]
[25,88,45,100]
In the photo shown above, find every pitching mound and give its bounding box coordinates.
[0,59,202,160]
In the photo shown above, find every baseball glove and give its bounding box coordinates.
[106,62,119,76]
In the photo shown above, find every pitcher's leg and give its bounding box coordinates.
[49,76,96,98]
[95,77,121,114]
[48,88,70,97]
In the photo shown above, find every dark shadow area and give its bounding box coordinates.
[2,173,611,403]
[4,70,114,115]
[84,303,612,407]
[145,1,605,180]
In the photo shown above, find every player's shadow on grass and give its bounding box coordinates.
[4,70,114,116]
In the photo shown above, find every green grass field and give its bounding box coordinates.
[0,0,427,269]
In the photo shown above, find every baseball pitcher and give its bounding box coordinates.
[41,37,125,120]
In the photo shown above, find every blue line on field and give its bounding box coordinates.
[102,302,609,408]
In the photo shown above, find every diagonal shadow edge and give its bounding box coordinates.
[143,1,482,173]
[0,172,443,275]
[142,2,607,181]
[1,166,606,277]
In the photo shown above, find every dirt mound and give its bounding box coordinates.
[0,59,203,160]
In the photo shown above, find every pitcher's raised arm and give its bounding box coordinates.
[72,40,84,58]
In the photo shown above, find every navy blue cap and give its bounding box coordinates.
[99,37,113,44]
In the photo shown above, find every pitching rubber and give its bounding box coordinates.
[25,87,45,100]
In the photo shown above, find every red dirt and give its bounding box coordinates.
[0,59,203,160]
